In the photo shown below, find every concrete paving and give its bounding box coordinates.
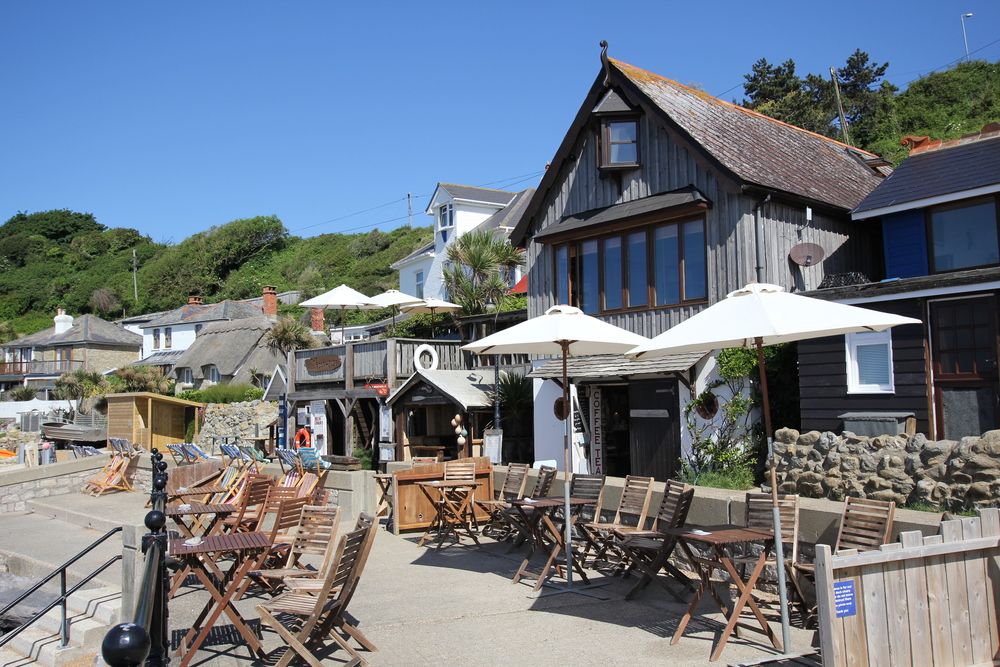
[2,491,821,666]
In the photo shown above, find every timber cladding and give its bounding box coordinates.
[815,509,1000,666]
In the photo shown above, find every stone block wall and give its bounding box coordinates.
[197,400,278,448]
[0,456,120,513]
[772,428,1000,509]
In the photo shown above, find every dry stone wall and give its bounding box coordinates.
[772,427,1000,510]
[197,400,278,448]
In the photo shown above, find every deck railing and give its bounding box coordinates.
[0,360,84,376]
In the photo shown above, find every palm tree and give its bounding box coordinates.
[442,230,525,316]
[54,369,111,413]
[265,318,318,356]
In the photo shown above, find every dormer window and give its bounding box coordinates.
[439,204,454,229]
[600,118,639,167]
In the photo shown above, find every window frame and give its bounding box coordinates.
[926,195,1000,274]
[555,213,708,315]
[163,327,172,349]
[179,367,193,385]
[152,329,160,350]
[414,270,424,299]
[845,329,896,394]
[203,365,221,384]
[438,204,454,230]
[598,116,640,170]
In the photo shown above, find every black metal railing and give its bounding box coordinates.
[0,526,123,649]
[102,450,170,667]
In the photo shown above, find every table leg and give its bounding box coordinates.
[670,539,714,645]
[714,548,782,659]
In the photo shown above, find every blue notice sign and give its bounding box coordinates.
[834,580,857,618]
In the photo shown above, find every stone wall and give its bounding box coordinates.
[197,400,278,448]
[0,456,131,513]
[772,428,1000,509]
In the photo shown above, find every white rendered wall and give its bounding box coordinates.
[532,376,587,473]
[140,324,198,358]
[395,255,433,299]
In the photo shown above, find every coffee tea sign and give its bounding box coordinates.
[304,354,342,373]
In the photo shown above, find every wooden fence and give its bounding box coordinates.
[815,508,1000,667]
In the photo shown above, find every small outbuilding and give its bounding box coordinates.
[106,392,204,451]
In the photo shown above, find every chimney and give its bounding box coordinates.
[188,295,203,306]
[54,308,74,335]
[262,286,278,321]
[310,308,326,333]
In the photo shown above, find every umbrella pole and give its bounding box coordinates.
[562,342,573,588]
[340,307,346,344]
[756,338,791,654]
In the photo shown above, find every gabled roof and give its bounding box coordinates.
[853,124,1000,218]
[143,300,263,329]
[390,241,435,269]
[431,183,517,209]
[473,188,535,234]
[169,316,284,384]
[2,314,142,349]
[386,369,493,410]
[512,57,886,245]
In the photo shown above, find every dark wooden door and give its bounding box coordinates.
[628,379,680,481]
[930,296,999,440]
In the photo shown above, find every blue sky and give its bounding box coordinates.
[2,1,997,243]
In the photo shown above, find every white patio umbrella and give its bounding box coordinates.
[300,284,379,342]
[400,297,462,339]
[367,289,423,329]
[627,282,922,652]
[463,305,649,596]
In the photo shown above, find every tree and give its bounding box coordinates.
[109,365,172,395]
[265,318,318,356]
[442,230,525,316]
[54,369,111,413]
[0,322,17,344]
[0,210,104,242]
[89,288,120,317]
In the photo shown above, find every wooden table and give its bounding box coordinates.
[509,497,592,592]
[661,524,780,662]
[373,473,393,526]
[165,503,238,598]
[170,531,270,667]
[416,480,482,550]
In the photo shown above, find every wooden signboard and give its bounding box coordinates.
[304,354,342,373]
[390,456,494,535]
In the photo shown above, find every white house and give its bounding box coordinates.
[391,183,532,301]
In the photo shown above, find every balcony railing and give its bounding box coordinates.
[0,360,84,376]
[293,338,531,389]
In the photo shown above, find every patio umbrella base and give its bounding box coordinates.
[529,581,609,600]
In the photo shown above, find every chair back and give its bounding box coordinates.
[528,465,557,498]
[612,475,655,528]
[652,480,693,531]
[569,473,605,524]
[500,463,530,500]
[444,460,476,483]
[290,505,342,561]
[835,496,896,553]
[298,447,330,473]
[745,492,800,564]
[258,492,308,538]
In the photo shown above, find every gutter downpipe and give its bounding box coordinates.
[753,195,772,283]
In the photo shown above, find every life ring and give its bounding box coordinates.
[294,428,311,449]
[413,344,439,371]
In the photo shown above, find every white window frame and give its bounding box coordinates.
[203,365,221,383]
[438,204,454,230]
[414,270,424,299]
[179,368,193,384]
[845,330,895,394]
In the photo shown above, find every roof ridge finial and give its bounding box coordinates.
[600,40,610,87]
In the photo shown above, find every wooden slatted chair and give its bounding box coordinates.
[256,514,378,667]
[476,462,529,537]
[232,492,311,599]
[794,496,895,624]
[247,504,343,595]
[731,493,805,615]
[581,475,655,568]
[218,474,275,534]
[616,481,695,601]
[501,465,557,552]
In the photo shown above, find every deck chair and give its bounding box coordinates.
[256,514,378,667]
[794,496,895,623]
[182,442,218,462]
[298,446,332,473]
[220,443,251,469]
[476,462,529,537]
[166,443,191,465]
[501,465,556,552]
[276,448,303,475]
[616,481,695,601]
[247,504,343,595]
[82,447,135,496]
[581,475,655,568]
[241,444,271,466]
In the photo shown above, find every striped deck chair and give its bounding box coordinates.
[82,445,102,456]
[276,448,303,476]
[220,443,251,469]
[297,447,331,474]
[166,443,190,465]
[83,447,135,496]
[296,473,319,499]
[241,444,271,466]
[182,442,219,462]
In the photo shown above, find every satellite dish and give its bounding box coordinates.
[789,243,825,267]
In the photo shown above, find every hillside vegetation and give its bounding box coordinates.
[0,210,431,336]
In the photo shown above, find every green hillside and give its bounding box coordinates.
[0,210,431,337]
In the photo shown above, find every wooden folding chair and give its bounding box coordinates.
[501,465,556,552]
[794,495,895,624]
[218,475,275,534]
[233,492,310,599]
[560,472,605,541]
[166,443,191,465]
[732,493,804,615]
[247,504,343,595]
[617,481,695,601]
[83,448,135,496]
[219,443,250,469]
[476,462,529,537]
[581,474,655,568]
[256,514,378,667]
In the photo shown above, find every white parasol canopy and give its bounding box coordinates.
[626,282,922,652]
[464,305,648,595]
[400,298,462,338]
[299,284,379,341]
[366,289,424,308]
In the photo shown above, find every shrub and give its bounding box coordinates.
[352,447,374,470]
[187,383,263,404]
[689,467,756,490]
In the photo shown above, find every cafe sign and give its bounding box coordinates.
[304,354,342,373]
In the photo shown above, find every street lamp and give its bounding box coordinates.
[962,13,974,62]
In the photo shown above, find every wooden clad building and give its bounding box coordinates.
[510,47,887,479]
[106,392,204,451]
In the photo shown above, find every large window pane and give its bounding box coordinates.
[580,240,599,314]
[654,226,679,306]
[610,143,637,163]
[932,199,998,271]
[608,121,637,164]
[556,246,568,305]
[603,237,622,310]
[609,122,636,143]
[683,220,707,300]
[627,232,647,307]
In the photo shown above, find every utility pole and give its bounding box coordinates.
[132,249,139,302]
[830,67,853,147]
[407,192,413,228]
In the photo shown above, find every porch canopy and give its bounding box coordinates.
[528,351,706,384]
